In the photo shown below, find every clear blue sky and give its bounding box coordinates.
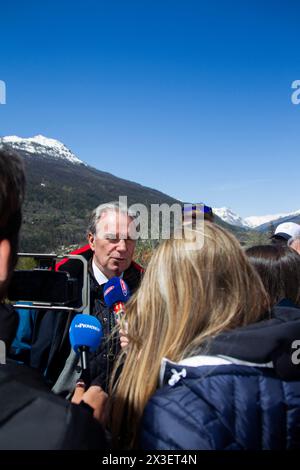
[1,0,299,217]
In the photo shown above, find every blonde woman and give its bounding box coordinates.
[110,223,300,449]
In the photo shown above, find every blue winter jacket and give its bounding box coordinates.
[140,305,300,450]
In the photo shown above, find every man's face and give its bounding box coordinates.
[88,210,136,279]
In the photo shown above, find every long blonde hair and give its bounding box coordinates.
[110,223,269,447]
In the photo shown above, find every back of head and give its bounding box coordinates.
[111,222,268,446]
[134,223,268,357]
[271,235,288,246]
[182,203,214,223]
[271,222,300,245]
[246,244,300,308]
[0,148,25,298]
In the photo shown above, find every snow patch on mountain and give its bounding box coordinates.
[245,209,300,228]
[0,135,85,165]
[213,207,249,228]
[213,206,300,229]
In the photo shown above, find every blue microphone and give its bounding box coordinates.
[103,277,131,321]
[69,314,103,385]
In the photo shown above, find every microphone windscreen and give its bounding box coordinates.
[69,314,103,353]
[103,277,131,308]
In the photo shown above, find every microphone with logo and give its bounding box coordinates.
[103,277,131,322]
[69,314,103,386]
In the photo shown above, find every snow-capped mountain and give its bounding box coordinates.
[214,206,300,230]
[1,134,299,236]
[0,133,180,252]
[0,135,85,165]
[245,209,300,228]
[213,207,250,228]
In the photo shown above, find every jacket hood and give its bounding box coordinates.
[160,304,300,383]
[205,304,300,380]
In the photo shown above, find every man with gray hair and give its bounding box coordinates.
[29,201,143,395]
[87,201,138,280]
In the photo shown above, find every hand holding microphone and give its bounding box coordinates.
[72,384,109,425]
[69,315,108,424]
[69,314,103,386]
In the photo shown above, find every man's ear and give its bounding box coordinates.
[88,233,95,252]
[0,239,11,282]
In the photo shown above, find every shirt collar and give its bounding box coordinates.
[92,259,109,286]
[92,258,124,286]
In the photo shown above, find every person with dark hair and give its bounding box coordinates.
[270,222,300,246]
[0,149,25,294]
[0,148,107,449]
[0,148,25,350]
[245,244,300,308]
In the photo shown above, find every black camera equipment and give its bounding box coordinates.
[7,253,90,313]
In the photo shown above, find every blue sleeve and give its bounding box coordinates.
[10,303,37,364]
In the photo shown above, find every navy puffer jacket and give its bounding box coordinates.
[140,305,300,450]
